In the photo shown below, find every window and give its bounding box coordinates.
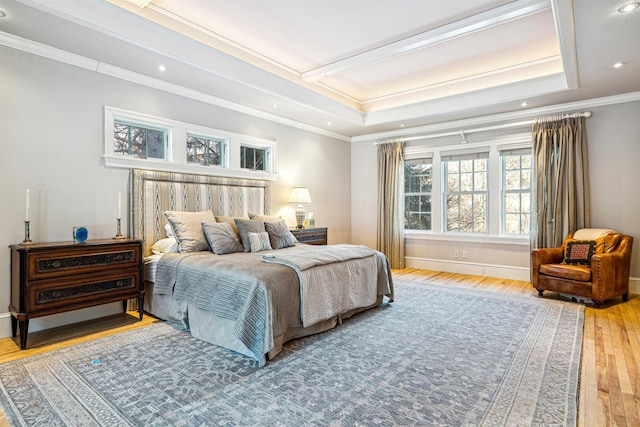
[187,135,225,166]
[404,158,432,230]
[241,145,268,171]
[443,153,488,233]
[113,120,166,159]
[501,149,532,235]
[104,106,278,180]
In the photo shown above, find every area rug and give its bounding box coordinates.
[0,281,583,426]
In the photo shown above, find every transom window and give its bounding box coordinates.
[104,106,278,180]
[501,149,532,235]
[404,158,432,230]
[443,154,488,233]
[113,120,166,159]
[187,134,225,166]
[241,145,268,171]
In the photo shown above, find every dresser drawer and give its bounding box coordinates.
[26,269,141,314]
[27,243,142,280]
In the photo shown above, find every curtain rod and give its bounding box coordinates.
[376,111,592,144]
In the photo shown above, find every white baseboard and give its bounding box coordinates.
[405,256,640,294]
[405,256,531,281]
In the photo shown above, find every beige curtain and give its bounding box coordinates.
[377,139,405,269]
[531,116,590,249]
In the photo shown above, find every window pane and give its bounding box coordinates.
[474,171,486,191]
[460,173,473,192]
[113,121,166,160]
[505,170,521,190]
[447,173,460,192]
[241,145,267,171]
[460,160,473,173]
[505,155,520,170]
[146,129,164,159]
[505,193,520,212]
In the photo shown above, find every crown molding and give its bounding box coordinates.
[351,91,640,143]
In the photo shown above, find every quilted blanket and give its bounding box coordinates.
[263,244,392,327]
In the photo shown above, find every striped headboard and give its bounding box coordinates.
[130,169,270,255]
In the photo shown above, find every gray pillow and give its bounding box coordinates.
[202,222,244,255]
[164,210,215,253]
[234,218,267,252]
[265,220,298,249]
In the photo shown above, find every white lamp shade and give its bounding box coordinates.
[289,187,312,204]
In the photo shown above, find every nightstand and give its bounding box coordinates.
[290,227,328,245]
[9,239,144,349]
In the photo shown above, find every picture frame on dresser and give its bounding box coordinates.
[9,238,145,349]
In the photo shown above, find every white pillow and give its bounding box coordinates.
[165,223,174,238]
[164,210,216,253]
[150,237,179,254]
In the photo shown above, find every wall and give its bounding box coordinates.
[351,99,640,288]
[0,46,351,338]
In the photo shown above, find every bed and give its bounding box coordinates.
[131,169,394,366]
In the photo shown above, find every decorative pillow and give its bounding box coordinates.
[215,216,246,239]
[247,231,273,253]
[163,223,174,238]
[564,240,596,265]
[265,220,298,249]
[234,218,267,252]
[150,237,179,254]
[202,222,244,255]
[248,213,282,223]
[164,210,215,253]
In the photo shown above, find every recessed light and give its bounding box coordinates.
[157,64,166,72]
[400,123,406,127]
[613,62,626,68]
[618,2,639,13]
[521,102,528,107]
[272,103,279,108]
[327,121,332,126]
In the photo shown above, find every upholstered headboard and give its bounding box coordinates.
[130,169,270,255]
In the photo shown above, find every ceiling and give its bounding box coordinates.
[0,0,639,138]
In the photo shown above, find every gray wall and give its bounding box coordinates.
[351,100,640,282]
[0,46,351,337]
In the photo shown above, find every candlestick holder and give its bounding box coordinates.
[113,218,125,240]
[21,221,33,246]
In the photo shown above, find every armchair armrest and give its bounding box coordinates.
[531,247,564,288]
[591,235,633,301]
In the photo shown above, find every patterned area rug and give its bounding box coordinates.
[0,281,583,426]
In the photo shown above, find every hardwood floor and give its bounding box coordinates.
[1,269,638,426]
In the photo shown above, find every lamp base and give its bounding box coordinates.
[295,205,306,229]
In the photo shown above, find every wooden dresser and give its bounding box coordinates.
[9,239,144,349]
[290,227,328,245]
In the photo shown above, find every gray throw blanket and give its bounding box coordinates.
[263,244,393,327]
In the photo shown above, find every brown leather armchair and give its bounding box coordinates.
[531,229,633,304]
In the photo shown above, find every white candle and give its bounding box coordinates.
[118,192,122,219]
[25,189,30,222]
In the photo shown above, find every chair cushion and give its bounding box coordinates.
[540,263,592,282]
[564,240,596,265]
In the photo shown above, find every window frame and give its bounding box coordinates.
[404,157,433,231]
[500,147,532,236]
[403,137,531,245]
[103,106,277,180]
[442,151,489,234]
